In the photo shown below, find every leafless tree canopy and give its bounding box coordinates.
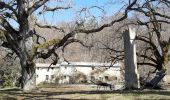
[0,0,170,90]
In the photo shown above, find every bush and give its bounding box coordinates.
[0,74,20,88]
[1,74,13,87]
[73,72,87,84]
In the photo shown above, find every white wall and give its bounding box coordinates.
[36,65,75,85]
[76,67,93,75]
[104,67,121,78]
[35,63,121,85]
[59,66,75,76]
[36,67,59,85]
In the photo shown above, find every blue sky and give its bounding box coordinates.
[37,0,125,25]
[9,0,126,28]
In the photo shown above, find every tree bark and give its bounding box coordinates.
[20,52,35,91]
[17,1,36,89]
[21,66,35,91]
[124,28,140,89]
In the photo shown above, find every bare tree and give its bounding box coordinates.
[99,0,170,73]
[127,0,170,72]
[0,0,72,91]
[0,0,138,91]
[72,0,170,88]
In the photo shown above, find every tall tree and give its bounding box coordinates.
[128,0,170,72]
[99,0,170,73]
[0,0,137,91]
[0,0,72,91]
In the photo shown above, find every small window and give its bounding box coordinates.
[92,67,94,70]
[37,67,39,70]
[51,75,54,79]
[51,67,54,70]
[105,76,109,80]
[99,77,103,81]
[46,75,49,80]
[64,75,66,79]
[36,75,38,78]
[65,67,67,69]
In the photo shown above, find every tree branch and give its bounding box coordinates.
[0,16,18,40]
[62,38,91,52]
[28,0,49,15]
[35,22,65,32]
[137,62,157,68]
[136,35,163,64]
[137,53,158,64]
[43,5,71,12]
[74,0,137,34]
[0,1,17,16]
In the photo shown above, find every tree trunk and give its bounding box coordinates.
[123,28,140,89]
[19,33,35,91]
[19,15,36,91]
[20,59,35,91]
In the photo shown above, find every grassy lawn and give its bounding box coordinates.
[0,85,170,100]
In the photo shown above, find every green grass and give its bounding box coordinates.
[0,85,170,100]
[0,94,17,100]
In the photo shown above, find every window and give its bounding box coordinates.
[105,76,109,80]
[99,77,103,81]
[36,75,38,78]
[92,67,94,70]
[51,75,54,79]
[46,75,49,80]
[51,67,54,70]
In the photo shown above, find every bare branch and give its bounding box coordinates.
[35,22,65,32]
[163,0,170,5]
[74,0,137,34]
[137,53,158,64]
[136,36,159,52]
[0,1,17,16]
[62,38,91,52]
[136,36,162,61]
[35,31,74,60]
[95,41,124,53]
[43,5,71,12]
[0,16,18,40]
[109,55,124,64]
[137,62,157,68]
[28,0,49,15]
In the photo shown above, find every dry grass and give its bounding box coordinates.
[0,85,170,100]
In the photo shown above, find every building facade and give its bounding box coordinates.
[35,62,121,85]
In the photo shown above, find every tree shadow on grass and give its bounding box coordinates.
[0,88,21,92]
[47,98,94,100]
[1,88,170,99]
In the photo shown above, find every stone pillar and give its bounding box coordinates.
[123,28,140,89]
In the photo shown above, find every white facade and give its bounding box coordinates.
[35,62,121,85]
[35,63,60,85]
